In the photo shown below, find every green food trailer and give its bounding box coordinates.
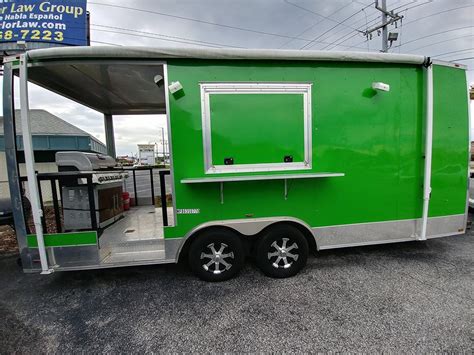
[3,47,470,281]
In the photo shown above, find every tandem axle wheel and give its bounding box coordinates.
[188,224,309,282]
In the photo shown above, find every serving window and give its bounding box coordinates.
[200,82,312,174]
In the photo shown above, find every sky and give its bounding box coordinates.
[2,0,474,155]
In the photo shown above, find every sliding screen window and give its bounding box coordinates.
[200,82,312,174]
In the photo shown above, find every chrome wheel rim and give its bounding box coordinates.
[267,237,299,269]
[200,242,234,275]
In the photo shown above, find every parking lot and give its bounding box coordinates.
[0,220,472,352]
[124,168,172,205]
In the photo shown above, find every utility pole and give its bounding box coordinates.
[362,0,404,52]
[381,0,388,53]
[161,127,165,161]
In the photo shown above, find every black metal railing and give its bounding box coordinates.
[20,167,172,233]
[20,172,97,234]
[121,166,171,226]
[159,169,170,226]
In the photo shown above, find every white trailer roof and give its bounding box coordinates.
[26,46,428,65]
[18,46,433,116]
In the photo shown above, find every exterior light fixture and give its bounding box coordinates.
[372,82,390,92]
[16,41,27,49]
[388,32,398,43]
[168,81,183,94]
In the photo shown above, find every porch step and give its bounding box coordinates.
[104,238,165,254]
[102,249,166,264]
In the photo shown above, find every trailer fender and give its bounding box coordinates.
[175,217,316,262]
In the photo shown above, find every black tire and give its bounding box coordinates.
[256,224,309,278]
[188,228,245,282]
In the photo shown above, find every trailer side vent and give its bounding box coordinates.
[284,155,293,163]
[224,157,234,165]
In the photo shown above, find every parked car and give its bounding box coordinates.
[0,198,14,227]
[0,196,31,228]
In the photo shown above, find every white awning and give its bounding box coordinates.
[26,46,428,65]
[21,46,429,116]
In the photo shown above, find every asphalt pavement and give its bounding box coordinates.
[0,219,472,352]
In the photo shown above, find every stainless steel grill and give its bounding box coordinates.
[56,151,127,231]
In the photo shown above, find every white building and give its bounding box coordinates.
[137,144,155,165]
[0,110,107,200]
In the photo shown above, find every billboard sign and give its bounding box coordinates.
[0,0,87,46]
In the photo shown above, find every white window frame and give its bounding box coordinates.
[200,82,312,174]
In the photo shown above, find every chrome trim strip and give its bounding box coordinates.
[463,69,471,230]
[41,239,182,273]
[3,61,32,271]
[200,82,313,174]
[305,82,312,168]
[51,258,177,272]
[163,62,178,226]
[313,214,466,250]
[206,162,310,174]
[20,54,52,274]
[26,59,168,67]
[199,81,315,85]
[420,63,434,241]
[163,237,182,261]
[318,237,416,250]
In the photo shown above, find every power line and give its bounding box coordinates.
[406,34,474,53]
[317,3,394,50]
[338,2,468,51]
[397,8,408,53]
[358,0,437,52]
[343,3,472,50]
[319,1,404,50]
[393,26,474,49]
[447,57,474,62]
[286,0,414,51]
[362,6,370,51]
[284,0,360,31]
[279,0,356,49]
[91,40,121,46]
[391,0,434,14]
[92,24,242,48]
[314,9,378,46]
[361,0,405,52]
[89,1,315,43]
[85,1,474,57]
[326,0,436,51]
[321,24,369,51]
[402,4,474,27]
[432,48,474,58]
[91,23,360,51]
[93,28,226,48]
[300,2,375,50]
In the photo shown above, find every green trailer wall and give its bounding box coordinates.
[164,60,469,239]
